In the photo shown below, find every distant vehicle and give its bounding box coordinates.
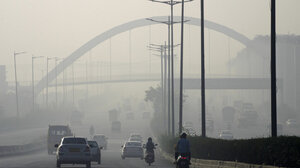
[47,125,73,155]
[55,137,91,168]
[121,141,144,159]
[87,140,102,164]
[92,134,108,150]
[130,133,142,140]
[111,121,121,133]
[238,106,258,128]
[286,119,298,128]
[219,130,234,140]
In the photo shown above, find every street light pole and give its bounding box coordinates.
[14,51,26,118]
[149,0,193,137]
[32,56,44,114]
[201,0,206,137]
[179,0,185,135]
[271,0,277,137]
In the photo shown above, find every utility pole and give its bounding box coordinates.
[271,0,277,137]
[14,51,26,118]
[72,63,75,105]
[55,57,62,108]
[179,0,185,135]
[148,44,167,132]
[149,0,193,137]
[201,0,206,137]
[32,55,44,113]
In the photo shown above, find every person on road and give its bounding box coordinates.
[145,137,156,160]
[175,132,191,164]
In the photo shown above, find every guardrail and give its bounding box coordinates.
[159,149,283,168]
[0,137,46,157]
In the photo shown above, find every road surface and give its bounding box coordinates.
[0,138,174,168]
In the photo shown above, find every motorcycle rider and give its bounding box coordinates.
[145,137,156,161]
[175,133,191,164]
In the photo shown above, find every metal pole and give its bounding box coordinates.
[55,58,58,108]
[164,42,168,133]
[171,0,175,137]
[14,52,19,118]
[179,0,185,135]
[201,0,206,137]
[72,64,75,105]
[168,16,171,135]
[271,0,277,137]
[46,57,49,107]
[160,46,164,121]
[32,56,34,113]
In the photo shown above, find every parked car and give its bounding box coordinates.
[93,134,108,150]
[55,137,91,168]
[87,140,102,164]
[219,130,234,140]
[48,125,73,155]
[121,141,144,160]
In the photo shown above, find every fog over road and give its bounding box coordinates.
[0,138,173,168]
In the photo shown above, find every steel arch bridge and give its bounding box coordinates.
[35,16,252,95]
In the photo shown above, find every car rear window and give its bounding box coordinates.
[126,142,141,147]
[63,138,86,144]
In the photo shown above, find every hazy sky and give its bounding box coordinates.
[0,0,299,82]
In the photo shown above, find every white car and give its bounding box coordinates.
[121,141,144,159]
[55,137,91,168]
[93,134,108,149]
[219,130,234,140]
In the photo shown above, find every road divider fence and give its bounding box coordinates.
[0,137,46,157]
[159,148,283,168]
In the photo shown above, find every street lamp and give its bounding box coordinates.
[32,55,44,114]
[55,57,63,108]
[14,51,27,118]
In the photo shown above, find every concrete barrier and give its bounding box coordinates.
[0,137,46,157]
[158,149,283,168]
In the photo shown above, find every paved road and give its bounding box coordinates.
[0,138,174,168]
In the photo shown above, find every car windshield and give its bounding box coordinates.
[63,138,86,144]
[88,141,98,148]
[125,142,142,147]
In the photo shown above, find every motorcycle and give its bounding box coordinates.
[143,144,158,166]
[176,154,190,168]
[145,151,155,166]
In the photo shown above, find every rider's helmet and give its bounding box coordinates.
[180,132,187,139]
[148,137,152,142]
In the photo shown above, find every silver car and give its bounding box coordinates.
[55,137,91,168]
[121,141,144,159]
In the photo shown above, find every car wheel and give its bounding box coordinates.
[98,155,101,164]
[56,161,61,168]
[86,162,91,168]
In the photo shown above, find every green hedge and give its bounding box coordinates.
[158,135,300,167]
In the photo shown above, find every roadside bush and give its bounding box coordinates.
[158,135,300,167]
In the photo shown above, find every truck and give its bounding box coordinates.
[47,125,73,154]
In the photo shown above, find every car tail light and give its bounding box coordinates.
[181,157,187,160]
[84,146,90,152]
